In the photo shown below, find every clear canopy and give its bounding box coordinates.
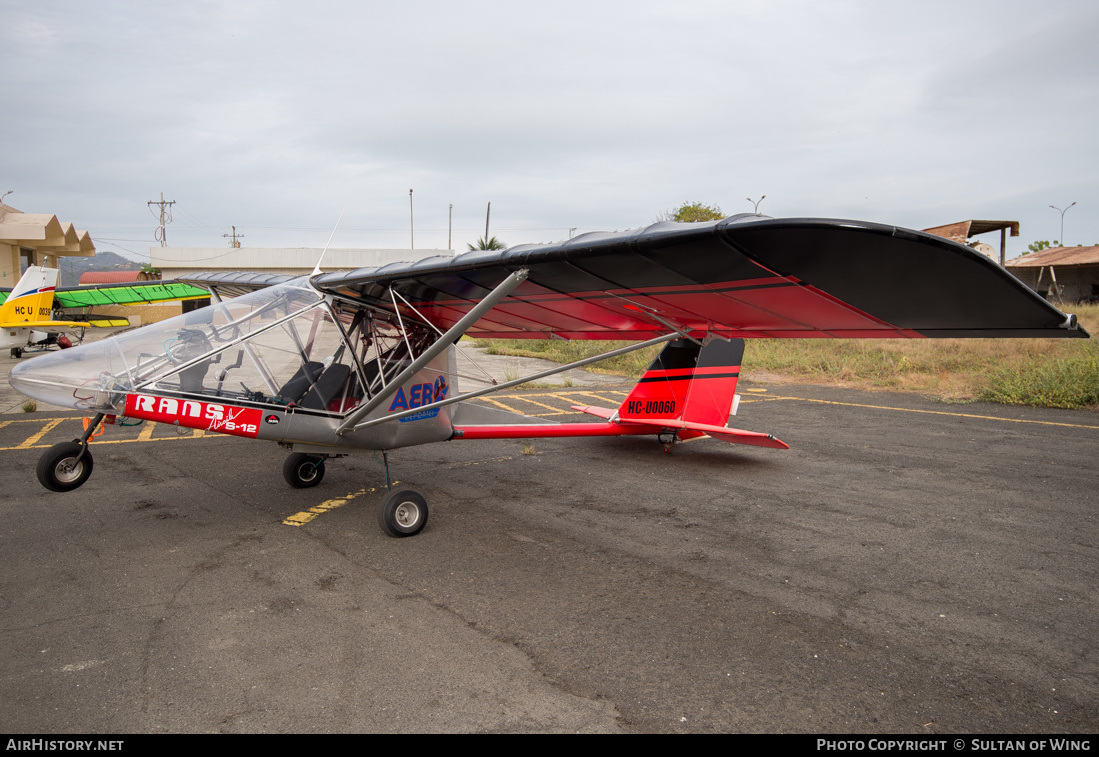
[12,279,330,413]
[12,278,439,416]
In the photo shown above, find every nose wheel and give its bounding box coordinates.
[35,413,105,492]
[37,441,94,492]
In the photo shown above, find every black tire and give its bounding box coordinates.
[283,453,326,488]
[378,489,428,537]
[37,442,93,492]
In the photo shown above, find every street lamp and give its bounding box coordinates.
[1049,202,1076,246]
[747,196,766,213]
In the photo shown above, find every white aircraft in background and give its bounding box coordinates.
[0,266,123,357]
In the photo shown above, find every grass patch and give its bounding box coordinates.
[471,303,1098,409]
[980,350,1099,408]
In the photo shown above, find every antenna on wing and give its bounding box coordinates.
[312,207,347,276]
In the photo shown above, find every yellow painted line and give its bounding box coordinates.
[16,419,65,449]
[508,395,562,413]
[283,482,397,527]
[0,422,213,451]
[477,396,522,412]
[553,390,619,404]
[137,421,157,441]
[3,417,82,423]
[765,394,1099,431]
[474,395,568,417]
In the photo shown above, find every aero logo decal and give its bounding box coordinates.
[388,375,449,422]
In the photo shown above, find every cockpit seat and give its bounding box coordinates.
[279,361,324,404]
[300,364,352,410]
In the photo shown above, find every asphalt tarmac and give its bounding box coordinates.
[1,363,1097,732]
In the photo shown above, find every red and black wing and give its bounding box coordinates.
[309,216,1086,340]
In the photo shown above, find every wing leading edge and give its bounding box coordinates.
[310,216,1087,340]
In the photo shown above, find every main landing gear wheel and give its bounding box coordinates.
[37,442,94,492]
[283,453,326,488]
[378,489,428,537]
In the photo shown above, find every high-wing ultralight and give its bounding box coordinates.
[10,216,1088,536]
[1,265,209,357]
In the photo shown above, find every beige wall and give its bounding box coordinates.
[0,204,96,285]
[87,302,187,325]
[1,242,17,285]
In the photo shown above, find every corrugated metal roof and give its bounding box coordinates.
[1005,246,1099,268]
[79,271,147,284]
[968,220,1020,237]
[924,220,1020,243]
[924,221,971,243]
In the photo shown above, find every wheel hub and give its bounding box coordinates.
[395,502,420,527]
[55,458,83,484]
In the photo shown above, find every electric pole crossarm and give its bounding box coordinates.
[147,192,175,247]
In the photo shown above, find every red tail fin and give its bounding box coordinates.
[619,338,743,426]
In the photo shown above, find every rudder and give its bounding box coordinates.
[0,266,58,324]
[619,337,744,427]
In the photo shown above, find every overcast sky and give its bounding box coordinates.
[3,0,1097,262]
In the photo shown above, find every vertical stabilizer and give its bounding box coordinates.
[618,337,744,427]
[683,337,744,427]
[0,266,58,324]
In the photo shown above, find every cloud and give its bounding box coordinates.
[3,0,1097,255]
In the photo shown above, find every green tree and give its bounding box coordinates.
[467,235,507,251]
[664,202,724,222]
[1026,240,1054,254]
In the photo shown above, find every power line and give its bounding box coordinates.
[173,203,230,236]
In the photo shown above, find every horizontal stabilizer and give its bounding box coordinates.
[453,403,781,443]
[571,404,615,419]
[452,422,653,440]
[613,416,789,449]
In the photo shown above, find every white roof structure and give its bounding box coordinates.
[151,246,454,279]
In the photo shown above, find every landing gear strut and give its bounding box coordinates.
[36,413,103,492]
[280,449,429,537]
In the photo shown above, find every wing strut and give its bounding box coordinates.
[336,268,530,435]
[348,332,679,431]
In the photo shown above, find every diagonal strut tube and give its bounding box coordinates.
[335,268,529,435]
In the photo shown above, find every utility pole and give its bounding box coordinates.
[222,226,244,248]
[448,204,453,251]
[147,192,175,246]
[410,189,414,250]
[485,201,491,245]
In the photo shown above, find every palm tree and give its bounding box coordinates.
[467,236,507,251]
